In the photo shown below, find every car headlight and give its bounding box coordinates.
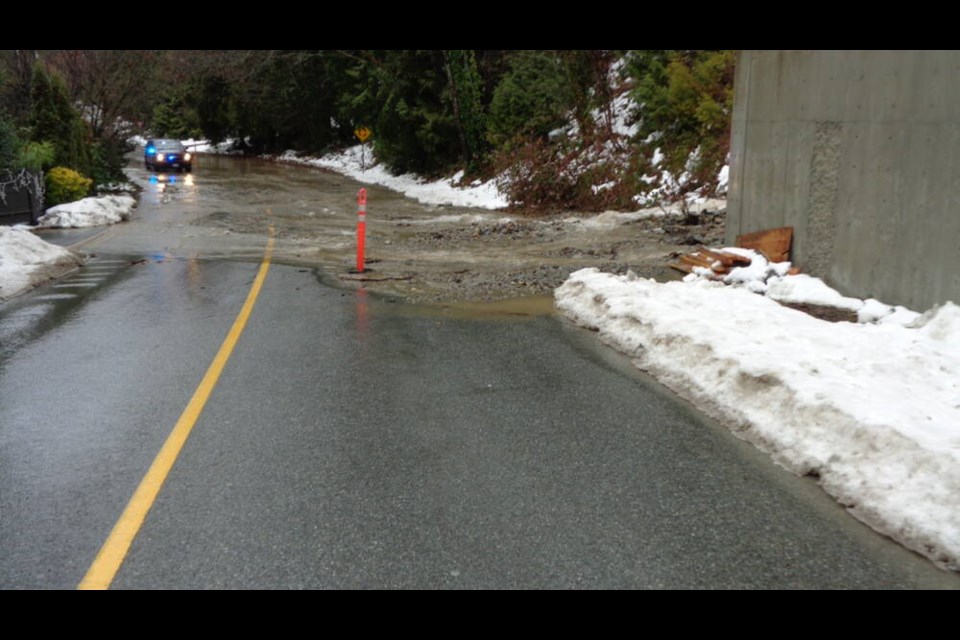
[184,153,192,162]
[156,153,165,161]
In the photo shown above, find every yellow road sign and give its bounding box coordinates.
[354,127,372,143]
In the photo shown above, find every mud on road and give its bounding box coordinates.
[202,191,726,304]
[120,156,726,305]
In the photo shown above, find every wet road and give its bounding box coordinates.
[1,156,957,588]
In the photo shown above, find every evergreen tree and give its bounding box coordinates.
[0,114,17,168]
[443,50,488,170]
[151,95,199,139]
[196,75,233,144]
[365,50,461,175]
[29,63,92,176]
[487,50,572,148]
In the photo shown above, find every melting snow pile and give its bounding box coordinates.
[683,249,921,325]
[0,227,84,299]
[39,194,137,229]
[556,266,960,571]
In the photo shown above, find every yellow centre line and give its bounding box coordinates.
[78,222,276,590]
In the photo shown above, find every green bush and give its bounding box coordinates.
[89,139,128,185]
[45,166,92,207]
[19,141,55,172]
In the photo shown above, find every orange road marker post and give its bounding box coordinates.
[357,188,367,273]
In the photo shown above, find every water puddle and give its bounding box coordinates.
[387,294,556,321]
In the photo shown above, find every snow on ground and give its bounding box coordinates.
[563,90,640,140]
[38,194,136,229]
[274,146,509,210]
[400,213,515,226]
[683,249,922,325]
[717,165,730,194]
[634,146,730,208]
[558,80,729,208]
[564,198,727,231]
[0,226,84,300]
[181,138,239,154]
[556,266,960,571]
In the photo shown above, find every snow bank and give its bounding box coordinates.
[765,273,863,310]
[39,194,136,229]
[276,146,509,210]
[0,227,85,300]
[556,268,960,571]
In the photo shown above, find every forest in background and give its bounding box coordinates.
[0,50,735,210]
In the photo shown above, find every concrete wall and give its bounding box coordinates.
[726,50,960,311]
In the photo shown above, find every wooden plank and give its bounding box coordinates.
[698,247,751,267]
[680,253,717,269]
[736,226,794,262]
[675,254,729,276]
[696,247,735,267]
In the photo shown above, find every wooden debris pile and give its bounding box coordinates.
[670,226,798,278]
[671,247,752,276]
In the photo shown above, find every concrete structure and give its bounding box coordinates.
[726,50,960,311]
